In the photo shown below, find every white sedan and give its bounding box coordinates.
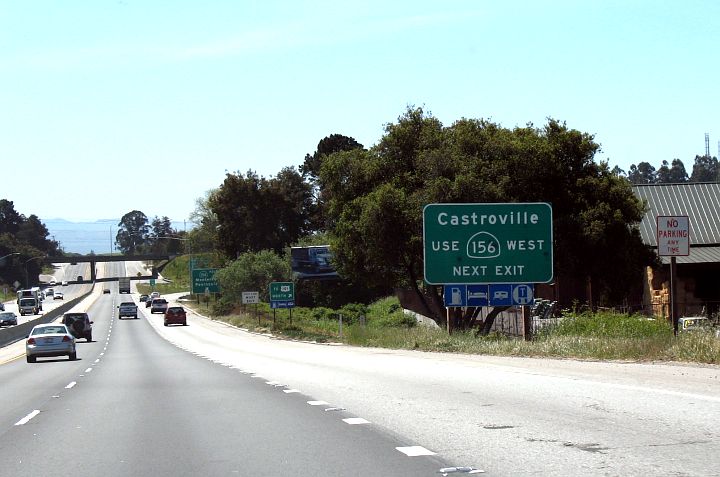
[53,291,64,300]
[26,323,77,363]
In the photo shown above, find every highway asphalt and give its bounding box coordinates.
[0,262,448,477]
[2,260,720,475]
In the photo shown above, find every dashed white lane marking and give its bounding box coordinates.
[283,389,301,394]
[65,381,77,389]
[100,352,105,356]
[308,401,329,406]
[15,410,40,426]
[94,359,100,363]
[84,368,93,373]
[395,446,436,457]
[266,381,281,385]
[342,417,370,425]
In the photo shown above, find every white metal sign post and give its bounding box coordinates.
[656,215,690,335]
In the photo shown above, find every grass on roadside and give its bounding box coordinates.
[181,296,720,364]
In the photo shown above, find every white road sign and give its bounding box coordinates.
[242,291,260,304]
[656,216,690,256]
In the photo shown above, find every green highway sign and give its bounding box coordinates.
[269,281,294,301]
[192,268,220,294]
[423,203,553,284]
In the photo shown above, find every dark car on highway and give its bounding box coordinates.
[164,306,187,326]
[61,312,94,342]
[0,311,18,327]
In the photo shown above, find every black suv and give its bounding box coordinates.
[62,313,94,342]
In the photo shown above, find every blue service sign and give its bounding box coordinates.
[511,284,534,305]
[444,284,534,307]
[445,285,467,307]
[467,285,489,307]
[270,300,295,309]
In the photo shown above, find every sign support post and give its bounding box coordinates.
[656,215,689,336]
[522,305,532,341]
[670,257,678,336]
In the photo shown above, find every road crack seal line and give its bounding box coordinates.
[562,442,609,454]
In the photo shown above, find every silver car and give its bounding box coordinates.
[26,324,77,363]
[150,298,169,314]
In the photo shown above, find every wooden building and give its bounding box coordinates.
[633,182,720,317]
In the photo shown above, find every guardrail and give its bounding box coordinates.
[0,288,94,348]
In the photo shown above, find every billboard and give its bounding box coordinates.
[290,245,339,279]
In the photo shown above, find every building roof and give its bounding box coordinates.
[633,182,720,264]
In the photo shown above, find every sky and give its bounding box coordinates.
[2,1,719,223]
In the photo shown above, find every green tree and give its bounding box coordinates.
[0,199,23,235]
[147,216,181,254]
[116,210,150,254]
[0,201,58,286]
[690,154,719,182]
[215,250,291,305]
[657,159,688,183]
[301,134,365,232]
[210,168,313,258]
[301,134,364,181]
[188,189,220,254]
[320,107,652,331]
[627,162,657,184]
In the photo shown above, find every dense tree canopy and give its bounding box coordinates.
[690,155,720,182]
[628,155,718,184]
[300,134,364,181]
[210,168,314,258]
[0,199,61,287]
[115,210,151,254]
[215,250,291,304]
[188,190,220,254]
[319,107,653,327]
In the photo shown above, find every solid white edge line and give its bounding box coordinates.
[15,410,40,426]
[65,381,77,389]
[395,446,436,456]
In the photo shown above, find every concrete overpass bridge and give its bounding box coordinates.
[44,254,175,284]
